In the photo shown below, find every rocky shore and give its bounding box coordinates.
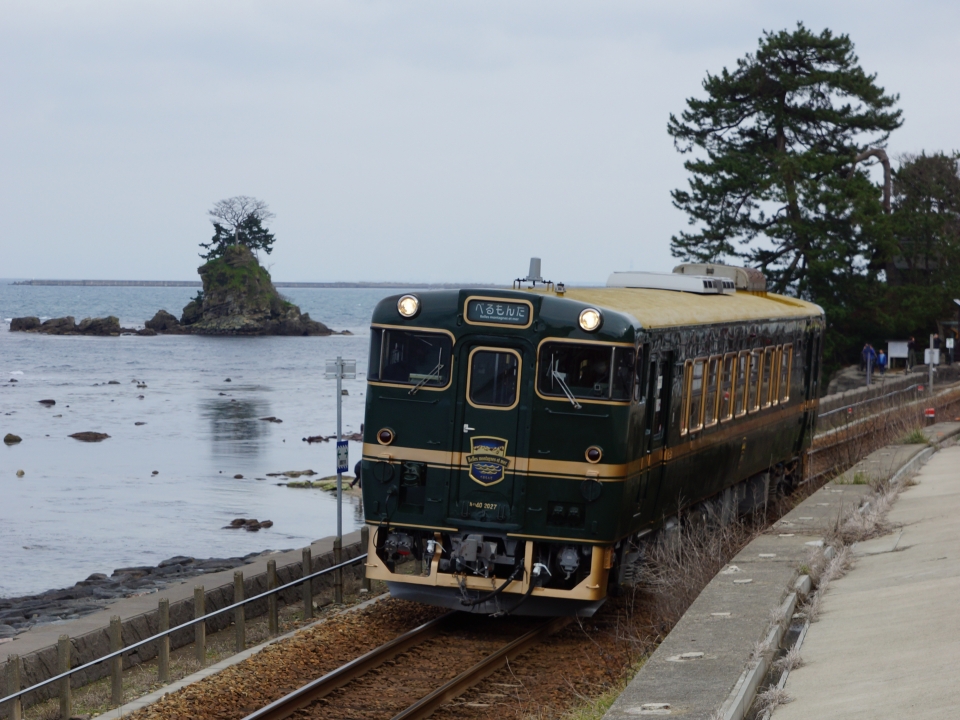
[0,551,288,639]
[9,244,342,337]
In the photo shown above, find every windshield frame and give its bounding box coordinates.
[535,337,635,406]
[367,324,456,392]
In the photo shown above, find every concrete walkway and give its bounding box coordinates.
[773,447,960,720]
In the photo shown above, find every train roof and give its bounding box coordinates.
[527,287,823,329]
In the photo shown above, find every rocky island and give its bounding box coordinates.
[10,245,336,337]
[10,196,338,336]
[150,244,333,336]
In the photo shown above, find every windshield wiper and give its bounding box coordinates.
[409,350,444,395]
[551,359,582,409]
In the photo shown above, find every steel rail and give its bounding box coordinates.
[390,615,570,720]
[241,612,455,720]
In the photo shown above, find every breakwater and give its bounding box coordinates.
[10,280,496,288]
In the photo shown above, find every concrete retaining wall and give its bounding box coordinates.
[7,541,364,712]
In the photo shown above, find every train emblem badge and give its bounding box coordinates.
[465,436,510,485]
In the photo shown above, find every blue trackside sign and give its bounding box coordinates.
[336,440,348,473]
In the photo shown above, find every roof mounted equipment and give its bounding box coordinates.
[672,263,766,292]
[606,271,733,295]
[514,257,554,290]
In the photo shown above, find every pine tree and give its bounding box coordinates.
[668,24,902,300]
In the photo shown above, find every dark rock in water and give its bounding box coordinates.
[69,432,110,442]
[151,470,158,474]
[234,474,243,479]
[80,573,109,584]
[136,421,147,426]
[40,316,78,334]
[12,315,138,336]
[10,316,40,331]
[3,433,21,444]
[145,309,183,333]
[108,380,120,385]
[9,378,17,382]
[260,416,282,423]
[180,245,334,336]
[229,518,247,527]
[224,378,232,382]
[77,316,121,335]
[158,555,194,568]
[260,520,274,528]
[38,399,56,406]
[180,298,202,326]
[244,523,261,531]
[137,327,157,336]
[341,389,349,395]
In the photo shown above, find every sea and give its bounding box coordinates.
[0,284,413,598]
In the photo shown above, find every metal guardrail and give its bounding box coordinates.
[818,383,922,419]
[0,553,367,708]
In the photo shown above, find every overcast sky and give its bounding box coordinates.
[1,1,957,283]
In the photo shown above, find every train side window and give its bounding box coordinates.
[761,347,774,409]
[612,347,636,401]
[719,352,736,421]
[779,343,793,402]
[634,345,646,403]
[649,360,665,439]
[748,349,762,413]
[770,346,782,406]
[734,350,750,417]
[704,356,720,427]
[683,359,705,435]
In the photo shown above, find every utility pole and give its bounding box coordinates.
[325,356,357,547]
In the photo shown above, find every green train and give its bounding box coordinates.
[360,263,824,616]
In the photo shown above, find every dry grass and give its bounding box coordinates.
[755,686,793,714]
[773,646,805,673]
[627,510,767,634]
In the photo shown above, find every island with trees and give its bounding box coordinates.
[11,196,335,337]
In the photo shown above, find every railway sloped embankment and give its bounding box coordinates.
[4,378,960,719]
[603,419,960,719]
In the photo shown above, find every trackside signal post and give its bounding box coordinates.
[325,356,356,602]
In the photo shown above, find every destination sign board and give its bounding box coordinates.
[466,300,531,326]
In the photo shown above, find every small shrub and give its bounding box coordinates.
[901,427,928,445]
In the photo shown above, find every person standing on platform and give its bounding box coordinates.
[878,348,887,375]
[864,343,877,375]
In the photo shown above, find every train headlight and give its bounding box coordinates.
[377,427,395,445]
[397,294,420,318]
[578,308,602,332]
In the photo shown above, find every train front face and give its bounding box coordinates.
[361,289,640,617]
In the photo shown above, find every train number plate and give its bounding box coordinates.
[467,300,530,326]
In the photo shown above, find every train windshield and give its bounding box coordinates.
[368,328,453,388]
[537,342,635,401]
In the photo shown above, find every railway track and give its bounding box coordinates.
[805,380,960,485]
[243,612,569,720]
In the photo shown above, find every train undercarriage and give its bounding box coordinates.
[364,460,803,617]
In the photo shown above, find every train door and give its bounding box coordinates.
[451,341,528,525]
[634,351,672,525]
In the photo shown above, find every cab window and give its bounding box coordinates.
[368,328,453,388]
[538,343,634,401]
